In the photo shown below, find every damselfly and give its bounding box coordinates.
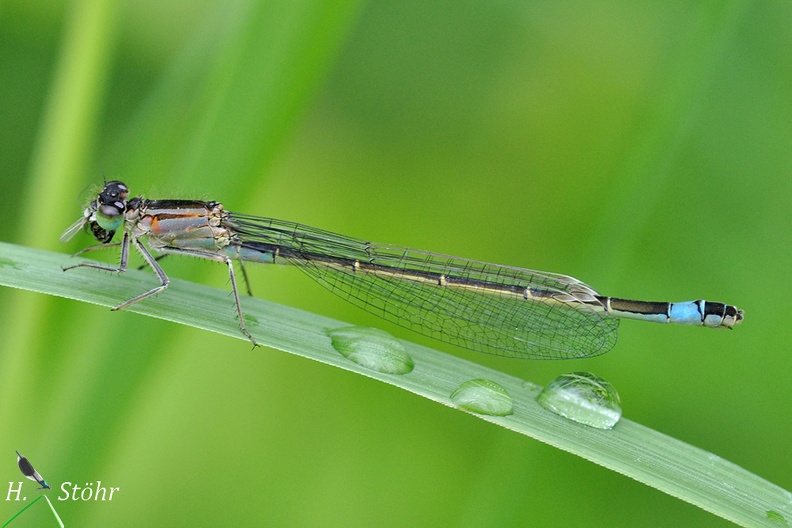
[61,181,743,358]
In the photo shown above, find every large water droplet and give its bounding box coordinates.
[451,378,513,416]
[327,327,414,375]
[537,372,622,429]
[767,510,789,527]
[243,313,259,328]
[0,256,20,270]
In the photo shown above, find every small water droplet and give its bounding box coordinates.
[537,372,622,429]
[243,313,259,328]
[767,510,789,526]
[0,256,19,270]
[451,379,513,416]
[328,327,414,375]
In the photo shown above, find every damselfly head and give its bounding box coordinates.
[59,180,130,243]
[724,306,745,328]
[96,181,129,215]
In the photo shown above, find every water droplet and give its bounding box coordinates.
[537,372,622,429]
[0,256,19,270]
[328,327,414,375]
[767,510,789,526]
[451,379,513,416]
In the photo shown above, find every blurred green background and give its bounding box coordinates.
[1,1,790,526]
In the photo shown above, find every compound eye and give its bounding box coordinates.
[94,181,129,232]
[99,203,123,218]
[98,181,129,210]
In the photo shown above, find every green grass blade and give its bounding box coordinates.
[2,495,44,527]
[43,496,64,528]
[0,240,788,527]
